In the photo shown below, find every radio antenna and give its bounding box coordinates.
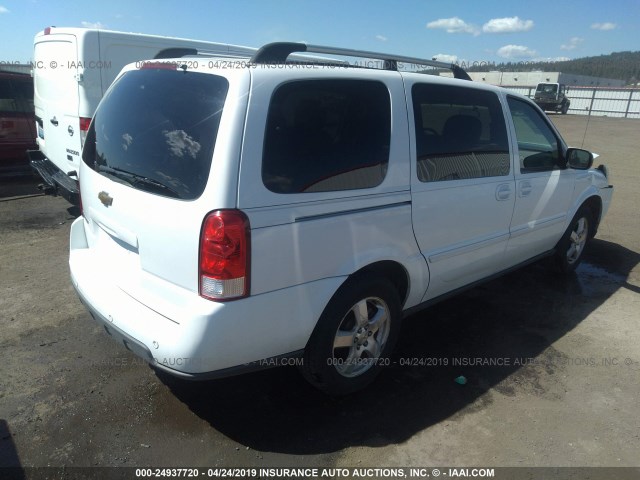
[580,108,591,148]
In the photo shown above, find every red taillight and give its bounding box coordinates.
[199,210,250,301]
[79,117,91,148]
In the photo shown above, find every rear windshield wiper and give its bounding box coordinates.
[95,164,181,198]
[131,176,181,198]
[96,164,136,186]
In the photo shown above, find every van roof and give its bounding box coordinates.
[34,26,255,55]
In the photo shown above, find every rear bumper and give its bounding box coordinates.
[69,216,342,378]
[28,150,80,205]
[72,280,304,381]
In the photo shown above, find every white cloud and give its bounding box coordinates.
[426,17,480,36]
[375,34,388,42]
[591,22,617,30]
[534,56,571,62]
[497,44,537,59]
[482,16,534,33]
[560,37,584,50]
[81,21,106,29]
[164,129,200,159]
[432,53,458,63]
[0,5,9,13]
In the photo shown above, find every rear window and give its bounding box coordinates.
[536,84,558,94]
[83,68,228,200]
[0,76,34,114]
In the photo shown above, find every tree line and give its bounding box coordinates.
[465,51,640,85]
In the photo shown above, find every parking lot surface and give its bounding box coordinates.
[0,115,639,469]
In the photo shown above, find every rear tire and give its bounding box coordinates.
[301,276,401,395]
[554,206,593,273]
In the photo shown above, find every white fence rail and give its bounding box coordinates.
[504,86,640,119]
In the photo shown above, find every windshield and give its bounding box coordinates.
[83,68,229,200]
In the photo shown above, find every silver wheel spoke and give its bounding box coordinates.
[566,215,588,264]
[342,346,363,376]
[363,337,381,358]
[333,330,355,349]
[353,299,370,327]
[368,305,388,335]
[331,295,392,378]
[346,346,362,362]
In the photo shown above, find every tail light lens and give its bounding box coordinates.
[199,210,250,301]
[79,117,91,148]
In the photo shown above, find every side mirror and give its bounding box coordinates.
[566,148,593,170]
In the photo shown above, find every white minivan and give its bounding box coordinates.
[29,27,255,204]
[70,43,613,395]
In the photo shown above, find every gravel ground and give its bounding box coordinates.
[0,115,638,473]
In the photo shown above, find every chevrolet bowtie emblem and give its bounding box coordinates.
[98,191,113,207]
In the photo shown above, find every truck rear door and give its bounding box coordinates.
[34,33,81,173]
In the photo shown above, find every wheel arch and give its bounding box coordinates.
[567,187,603,235]
[347,260,410,308]
[582,195,603,237]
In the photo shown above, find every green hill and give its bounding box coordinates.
[465,51,640,85]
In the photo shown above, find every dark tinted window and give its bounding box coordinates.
[0,78,16,113]
[11,78,34,113]
[412,84,510,182]
[83,69,228,200]
[507,97,561,173]
[262,80,391,194]
[0,76,34,114]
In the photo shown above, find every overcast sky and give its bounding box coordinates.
[0,0,638,66]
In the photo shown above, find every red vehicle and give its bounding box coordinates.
[0,71,37,175]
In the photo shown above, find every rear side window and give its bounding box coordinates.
[412,84,510,182]
[262,80,391,194]
[83,69,228,200]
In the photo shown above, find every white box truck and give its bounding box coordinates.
[29,27,256,204]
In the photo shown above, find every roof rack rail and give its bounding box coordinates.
[157,46,346,66]
[250,42,471,81]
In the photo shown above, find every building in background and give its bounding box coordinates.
[440,71,625,88]
[0,64,33,76]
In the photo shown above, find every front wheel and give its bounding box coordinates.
[554,206,593,273]
[301,276,401,395]
[561,102,569,114]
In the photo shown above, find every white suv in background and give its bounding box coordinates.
[69,43,613,395]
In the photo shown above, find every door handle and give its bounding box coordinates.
[495,183,512,201]
[50,117,59,126]
[519,181,533,198]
